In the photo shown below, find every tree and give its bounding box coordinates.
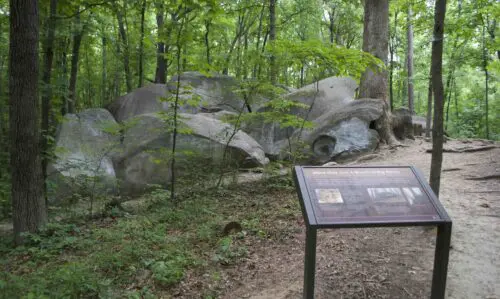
[358,0,397,144]
[429,0,447,196]
[406,3,414,114]
[269,0,277,85]
[9,0,47,244]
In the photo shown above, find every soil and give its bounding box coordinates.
[213,138,500,299]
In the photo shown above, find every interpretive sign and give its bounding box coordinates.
[293,166,452,299]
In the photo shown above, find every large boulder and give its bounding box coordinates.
[243,76,359,157]
[285,76,358,120]
[47,109,120,203]
[295,98,383,162]
[115,113,269,194]
[107,72,254,123]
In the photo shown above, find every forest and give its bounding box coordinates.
[0,0,499,298]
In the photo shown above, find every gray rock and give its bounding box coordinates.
[243,76,359,158]
[107,84,170,122]
[115,113,269,194]
[47,109,120,203]
[294,99,384,162]
[285,76,358,120]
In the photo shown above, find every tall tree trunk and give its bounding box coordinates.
[59,38,69,115]
[359,0,397,144]
[482,19,489,139]
[204,20,211,66]
[101,34,107,106]
[155,3,166,83]
[68,10,83,114]
[9,0,48,245]
[406,5,414,114]
[138,0,146,88]
[425,70,433,138]
[429,0,447,197]
[269,0,277,85]
[389,10,398,111]
[328,5,335,44]
[115,3,132,93]
[40,0,58,201]
[253,2,266,79]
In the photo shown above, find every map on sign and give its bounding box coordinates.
[299,167,442,225]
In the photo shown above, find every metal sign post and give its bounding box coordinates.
[293,166,452,299]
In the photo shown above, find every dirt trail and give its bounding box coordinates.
[221,139,500,299]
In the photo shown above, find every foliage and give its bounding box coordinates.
[0,177,301,298]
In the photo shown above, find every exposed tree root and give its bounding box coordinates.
[426,145,498,153]
[465,174,500,181]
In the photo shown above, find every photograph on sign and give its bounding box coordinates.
[367,188,407,204]
[315,188,344,204]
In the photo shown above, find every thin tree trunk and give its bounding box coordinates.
[155,3,166,83]
[269,0,277,85]
[101,34,107,106]
[389,10,398,111]
[429,0,447,197]
[253,2,266,79]
[115,3,132,93]
[407,5,414,114]
[40,0,58,203]
[359,0,397,144]
[138,0,146,88]
[328,5,335,44]
[9,0,48,245]
[482,21,489,139]
[205,20,211,66]
[425,70,433,138]
[445,76,454,131]
[60,38,69,115]
[68,10,83,114]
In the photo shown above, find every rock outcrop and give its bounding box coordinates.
[47,109,119,203]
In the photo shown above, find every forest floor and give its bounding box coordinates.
[210,138,500,299]
[0,138,498,299]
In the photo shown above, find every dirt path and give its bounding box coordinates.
[221,139,500,299]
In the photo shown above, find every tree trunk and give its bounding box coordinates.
[389,10,398,111]
[253,2,266,79]
[155,3,166,84]
[269,0,277,85]
[59,38,69,115]
[205,20,211,66]
[138,0,146,88]
[429,0,447,197]
[68,10,83,114]
[482,21,489,139]
[406,5,414,114]
[425,71,433,138]
[115,2,132,93]
[40,0,57,201]
[358,0,397,144]
[328,5,335,44]
[101,34,107,106]
[9,0,48,245]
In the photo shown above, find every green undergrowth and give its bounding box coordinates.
[0,175,300,299]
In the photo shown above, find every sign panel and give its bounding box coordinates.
[296,166,446,226]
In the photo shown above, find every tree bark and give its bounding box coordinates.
[269,0,277,85]
[155,3,166,84]
[425,69,432,138]
[204,20,211,66]
[101,34,107,106]
[9,0,48,245]
[482,20,489,139]
[40,0,57,199]
[389,10,398,111]
[358,0,397,144]
[138,0,146,88]
[68,10,83,114]
[115,2,132,93]
[406,5,414,114]
[429,0,447,197]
